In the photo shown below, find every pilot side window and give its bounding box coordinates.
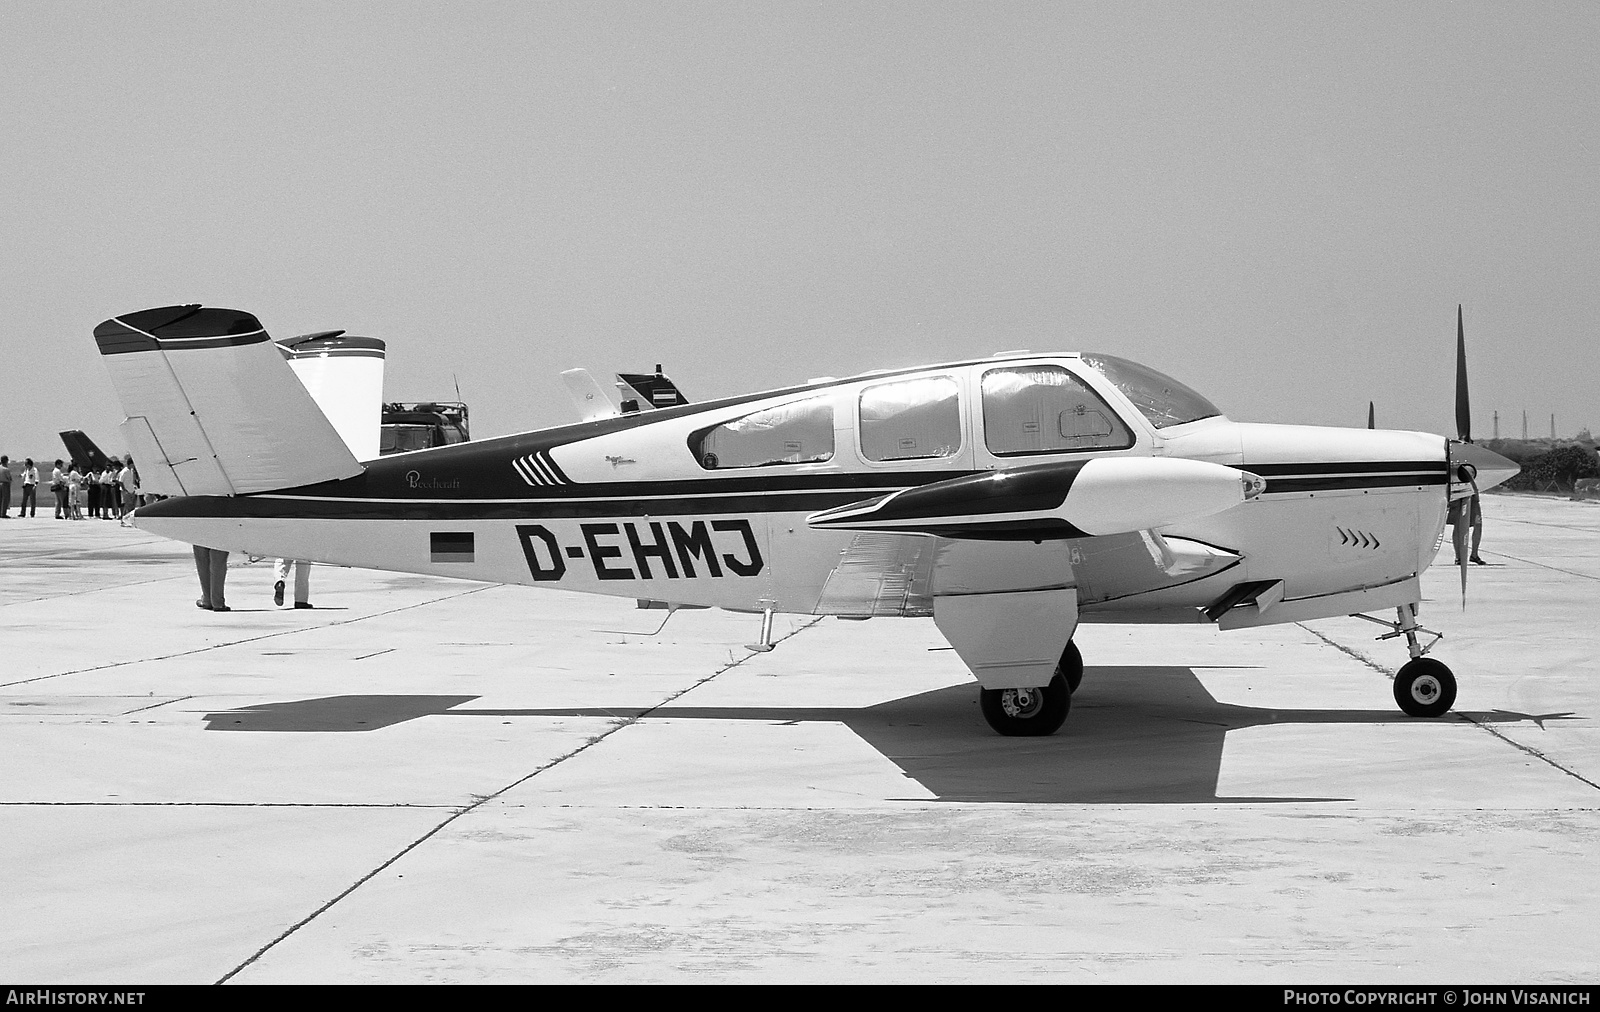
[982,364,1133,456]
[859,376,961,462]
[691,396,834,469]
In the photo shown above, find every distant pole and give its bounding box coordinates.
[1523,410,1528,440]
[1552,414,1556,440]
[1493,410,1499,439]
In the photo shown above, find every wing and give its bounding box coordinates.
[808,456,1263,540]
[807,457,1261,690]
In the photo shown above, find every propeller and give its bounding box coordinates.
[1443,305,1518,606]
[1455,305,1471,443]
[1367,401,1375,429]
[1447,304,1485,608]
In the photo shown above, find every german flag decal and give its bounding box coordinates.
[430,532,475,563]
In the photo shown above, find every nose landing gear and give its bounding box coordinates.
[1353,603,1458,718]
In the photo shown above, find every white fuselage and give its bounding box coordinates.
[135,353,1455,630]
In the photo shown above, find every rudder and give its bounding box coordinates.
[95,305,362,497]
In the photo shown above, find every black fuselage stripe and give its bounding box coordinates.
[142,471,1444,522]
[145,490,882,521]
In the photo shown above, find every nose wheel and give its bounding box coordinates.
[1353,604,1460,718]
[1394,657,1457,718]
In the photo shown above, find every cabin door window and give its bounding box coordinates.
[981,364,1133,456]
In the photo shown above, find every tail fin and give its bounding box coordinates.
[617,366,688,409]
[94,305,362,497]
[278,330,387,461]
[58,430,115,472]
[561,368,623,422]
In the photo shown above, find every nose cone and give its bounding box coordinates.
[1452,441,1520,492]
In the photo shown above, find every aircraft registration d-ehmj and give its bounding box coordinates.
[94,305,1518,737]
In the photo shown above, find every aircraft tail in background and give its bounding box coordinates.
[562,364,690,421]
[277,330,387,461]
[58,429,116,471]
[94,305,363,497]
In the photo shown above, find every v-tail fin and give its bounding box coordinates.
[94,305,362,497]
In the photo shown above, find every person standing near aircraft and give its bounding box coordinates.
[50,459,67,519]
[1450,492,1485,565]
[273,559,313,609]
[99,464,118,519]
[117,458,138,522]
[19,458,38,517]
[0,455,11,517]
[193,546,230,611]
[66,463,84,519]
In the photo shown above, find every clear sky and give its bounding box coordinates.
[2,1,1596,465]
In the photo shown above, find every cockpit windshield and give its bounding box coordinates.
[1079,354,1221,429]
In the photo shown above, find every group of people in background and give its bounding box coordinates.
[0,454,140,521]
[3,452,314,613]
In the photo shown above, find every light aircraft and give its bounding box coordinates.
[561,363,689,422]
[93,304,1517,737]
[58,429,118,472]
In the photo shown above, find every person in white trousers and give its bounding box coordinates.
[274,559,313,609]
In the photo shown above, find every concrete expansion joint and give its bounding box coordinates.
[1,583,497,690]
[1296,621,1394,678]
[1298,623,1600,795]
[1456,713,1600,793]
[215,612,828,985]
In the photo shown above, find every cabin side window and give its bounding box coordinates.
[981,364,1133,456]
[858,376,961,462]
[691,396,835,469]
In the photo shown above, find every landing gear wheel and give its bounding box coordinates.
[1393,658,1457,718]
[1058,640,1083,694]
[979,672,1070,736]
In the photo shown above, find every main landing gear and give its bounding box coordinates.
[978,641,1082,737]
[1354,604,1458,718]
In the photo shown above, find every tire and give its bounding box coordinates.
[1058,640,1083,694]
[1393,657,1457,718]
[979,672,1070,736]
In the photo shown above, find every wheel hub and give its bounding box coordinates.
[1001,686,1044,719]
[1410,675,1441,704]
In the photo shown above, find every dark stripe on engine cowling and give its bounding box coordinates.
[1263,473,1449,493]
[1246,460,1447,476]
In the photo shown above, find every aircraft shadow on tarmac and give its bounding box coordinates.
[202,668,1572,805]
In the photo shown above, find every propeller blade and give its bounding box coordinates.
[1367,401,1375,429]
[1455,305,1471,442]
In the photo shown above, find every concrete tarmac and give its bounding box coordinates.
[2,494,1597,983]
